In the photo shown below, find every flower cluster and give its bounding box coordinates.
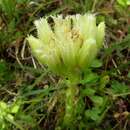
[27,14,105,81]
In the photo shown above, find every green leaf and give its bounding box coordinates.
[75,97,85,116]
[85,107,101,121]
[0,101,7,110]
[18,113,35,125]
[111,81,130,94]
[81,71,99,84]
[11,105,20,113]
[117,0,130,7]
[117,0,126,6]
[99,75,110,90]
[81,87,96,96]
[1,0,16,19]
[91,59,103,68]
[90,96,104,106]
[7,114,14,121]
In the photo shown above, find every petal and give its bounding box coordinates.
[34,18,54,44]
[72,14,96,40]
[27,35,46,63]
[78,38,97,70]
[96,22,105,48]
[54,15,71,41]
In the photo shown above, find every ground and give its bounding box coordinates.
[0,0,130,130]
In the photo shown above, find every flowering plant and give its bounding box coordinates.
[27,14,105,127]
[27,14,105,82]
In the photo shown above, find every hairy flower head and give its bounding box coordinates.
[27,14,105,81]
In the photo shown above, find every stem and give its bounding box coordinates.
[6,117,24,130]
[63,82,77,127]
[113,92,130,98]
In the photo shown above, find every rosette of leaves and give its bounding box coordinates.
[27,14,105,127]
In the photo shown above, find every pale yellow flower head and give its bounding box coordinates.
[27,14,105,81]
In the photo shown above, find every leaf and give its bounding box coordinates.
[0,101,7,110]
[75,97,85,116]
[81,87,96,96]
[18,112,35,125]
[1,0,16,19]
[91,59,103,68]
[111,81,130,94]
[7,114,14,121]
[99,75,110,90]
[85,107,101,121]
[22,86,53,97]
[11,105,20,113]
[81,71,99,84]
[90,96,104,106]
[117,0,127,7]
[105,34,130,56]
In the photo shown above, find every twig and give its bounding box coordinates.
[31,55,37,69]
[21,39,26,60]
[15,47,23,68]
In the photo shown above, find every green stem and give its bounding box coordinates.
[63,83,77,127]
[6,117,24,130]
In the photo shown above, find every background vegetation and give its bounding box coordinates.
[0,0,130,129]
